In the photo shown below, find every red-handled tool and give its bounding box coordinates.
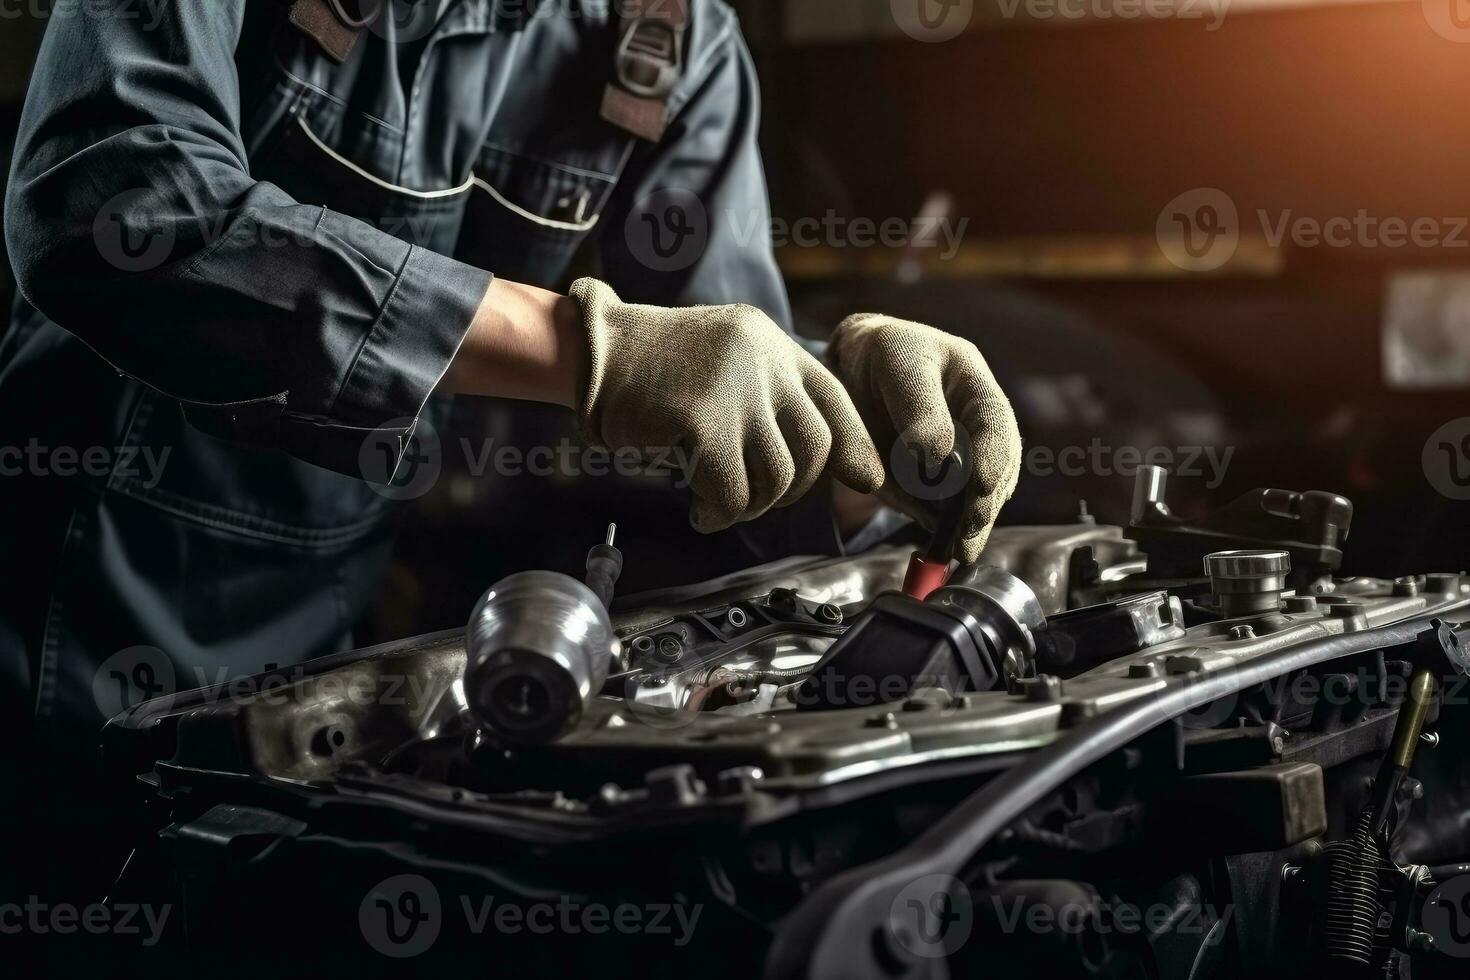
[900,435,973,600]
[901,552,952,601]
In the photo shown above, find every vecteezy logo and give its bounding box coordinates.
[1156,188,1240,273]
[359,874,441,958]
[1424,418,1470,500]
[93,190,176,273]
[889,874,974,959]
[92,646,176,719]
[625,188,710,272]
[891,0,975,42]
[358,416,442,501]
[367,0,442,43]
[1422,875,1470,956]
[1179,691,1239,729]
[1423,0,1470,42]
[889,423,973,502]
[1175,662,1239,729]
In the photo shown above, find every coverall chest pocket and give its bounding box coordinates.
[253,98,475,256]
[457,146,621,286]
[254,93,625,289]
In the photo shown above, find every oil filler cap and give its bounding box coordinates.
[1205,550,1291,619]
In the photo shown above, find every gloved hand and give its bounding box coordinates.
[828,314,1022,563]
[571,279,886,533]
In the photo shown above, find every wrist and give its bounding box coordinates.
[440,277,586,409]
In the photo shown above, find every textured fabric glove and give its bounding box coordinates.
[829,314,1022,563]
[571,279,886,533]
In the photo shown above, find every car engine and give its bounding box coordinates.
[102,466,1470,978]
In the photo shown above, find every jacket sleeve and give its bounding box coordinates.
[597,5,795,335]
[2,1,491,477]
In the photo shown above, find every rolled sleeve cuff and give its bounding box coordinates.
[331,245,490,431]
[280,246,491,480]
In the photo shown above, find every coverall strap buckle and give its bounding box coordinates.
[600,0,690,142]
[286,0,384,64]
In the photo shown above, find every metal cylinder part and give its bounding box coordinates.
[933,564,1047,681]
[1204,550,1291,619]
[1130,464,1170,526]
[464,571,621,745]
[1389,668,1439,770]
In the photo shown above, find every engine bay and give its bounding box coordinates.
[103,467,1470,978]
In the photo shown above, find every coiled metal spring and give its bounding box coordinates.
[1323,810,1386,967]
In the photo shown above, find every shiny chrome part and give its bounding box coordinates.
[1205,549,1291,618]
[417,676,469,742]
[624,634,835,712]
[612,547,913,634]
[980,524,1146,615]
[935,564,1047,681]
[612,527,1139,633]
[465,571,621,745]
[1131,464,1171,525]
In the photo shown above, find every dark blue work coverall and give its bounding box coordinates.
[0,0,803,898]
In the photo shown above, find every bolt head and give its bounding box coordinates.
[1426,573,1462,594]
[1166,655,1207,675]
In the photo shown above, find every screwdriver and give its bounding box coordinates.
[901,436,973,600]
[584,523,623,610]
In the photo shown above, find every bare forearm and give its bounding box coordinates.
[438,277,585,409]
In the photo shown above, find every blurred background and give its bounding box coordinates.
[3,0,1468,640]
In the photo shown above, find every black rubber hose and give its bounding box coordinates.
[766,611,1468,979]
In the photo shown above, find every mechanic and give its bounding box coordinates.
[0,0,1019,901]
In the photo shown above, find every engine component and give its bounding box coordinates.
[1151,762,1327,854]
[1322,810,1385,967]
[768,619,1469,980]
[91,489,1470,980]
[982,522,1148,614]
[461,527,625,745]
[1034,590,1185,675]
[583,522,624,610]
[617,587,843,713]
[797,564,1044,710]
[1316,621,1469,968]
[1369,665,1439,836]
[1129,464,1353,587]
[937,563,1047,681]
[464,570,621,745]
[1204,549,1291,618]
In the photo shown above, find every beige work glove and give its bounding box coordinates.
[571,279,886,533]
[828,314,1022,563]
